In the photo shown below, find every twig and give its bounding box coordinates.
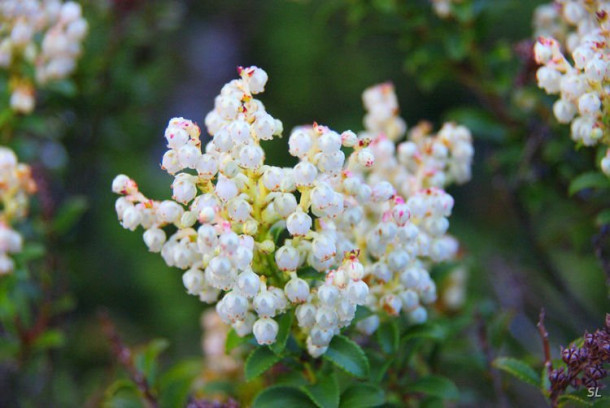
[537,309,557,408]
[98,310,159,408]
[537,309,552,372]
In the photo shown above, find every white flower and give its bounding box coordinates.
[253,317,278,345]
[287,209,312,236]
[284,276,309,303]
[275,245,300,271]
[143,228,166,252]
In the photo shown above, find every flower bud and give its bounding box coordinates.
[253,317,278,345]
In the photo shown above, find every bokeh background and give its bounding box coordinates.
[3,0,609,406]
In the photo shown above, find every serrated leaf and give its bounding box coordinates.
[405,375,459,400]
[376,320,399,354]
[245,346,281,381]
[568,172,610,196]
[302,371,339,408]
[401,323,445,343]
[339,383,385,408]
[225,329,249,354]
[52,196,88,234]
[323,335,369,379]
[253,385,317,408]
[270,311,294,355]
[492,357,540,388]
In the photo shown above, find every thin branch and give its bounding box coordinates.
[98,310,159,408]
[537,309,552,372]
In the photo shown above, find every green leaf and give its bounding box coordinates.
[492,357,540,388]
[558,393,593,407]
[52,196,88,234]
[369,355,393,383]
[225,329,249,354]
[353,306,373,323]
[102,380,144,408]
[270,311,294,355]
[376,320,399,354]
[245,346,281,381]
[323,335,369,379]
[405,375,459,400]
[134,339,169,387]
[401,322,446,343]
[253,385,317,408]
[298,266,324,282]
[269,220,287,244]
[302,371,339,408]
[568,172,610,196]
[339,383,385,408]
[31,329,65,351]
[159,359,201,408]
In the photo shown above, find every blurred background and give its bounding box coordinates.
[2,0,609,406]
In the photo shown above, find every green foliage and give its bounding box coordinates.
[338,383,385,408]
[323,335,370,379]
[492,357,540,388]
[302,371,340,408]
[245,346,282,382]
[269,310,294,355]
[405,376,459,401]
[252,386,318,408]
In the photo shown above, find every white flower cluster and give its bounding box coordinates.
[0,147,36,275]
[533,1,610,175]
[348,83,472,338]
[0,0,88,113]
[112,67,473,357]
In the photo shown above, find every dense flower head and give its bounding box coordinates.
[0,147,36,275]
[533,1,610,175]
[112,67,473,357]
[0,0,88,113]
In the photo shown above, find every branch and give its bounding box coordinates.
[98,310,159,408]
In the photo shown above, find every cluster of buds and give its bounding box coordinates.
[0,147,36,275]
[113,67,473,357]
[533,1,610,175]
[430,0,462,18]
[0,0,88,113]
[548,314,610,399]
